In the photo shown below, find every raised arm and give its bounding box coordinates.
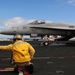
[0,44,12,50]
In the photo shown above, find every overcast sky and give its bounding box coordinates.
[0,0,75,38]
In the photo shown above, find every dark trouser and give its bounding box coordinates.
[13,62,34,74]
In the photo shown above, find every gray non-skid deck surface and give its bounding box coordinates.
[0,41,75,75]
[0,71,18,75]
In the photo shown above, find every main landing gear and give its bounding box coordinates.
[40,41,50,46]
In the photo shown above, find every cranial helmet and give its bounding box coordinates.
[13,34,23,40]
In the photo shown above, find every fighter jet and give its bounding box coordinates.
[0,20,75,41]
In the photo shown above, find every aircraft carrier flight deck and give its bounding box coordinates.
[0,41,75,75]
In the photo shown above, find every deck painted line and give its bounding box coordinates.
[5,68,14,70]
[0,70,14,71]
[0,68,14,71]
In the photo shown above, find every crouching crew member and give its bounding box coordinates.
[0,34,35,75]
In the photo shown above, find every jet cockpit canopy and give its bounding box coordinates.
[29,20,45,25]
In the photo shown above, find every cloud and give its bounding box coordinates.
[57,0,75,6]
[5,17,27,26]
[0,20,5,25]
[67,0,75,5]
[0,17,35,27]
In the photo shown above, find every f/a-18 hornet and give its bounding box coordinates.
[0,20,75,42]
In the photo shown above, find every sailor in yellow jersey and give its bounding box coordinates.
[0,34,35,75]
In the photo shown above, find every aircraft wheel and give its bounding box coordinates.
[43,41,49,46]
